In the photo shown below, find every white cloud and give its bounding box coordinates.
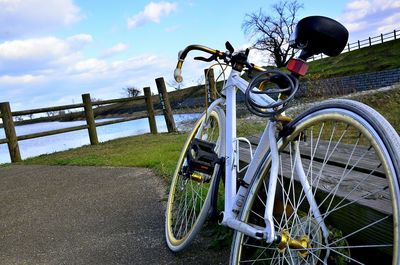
[346,0,371,10]
[0,35,93,75]
[67,34,93,44]
[378,13,400,32]
[0,34,181,110]
[127,2,177,28]
[0,74,45,84]
[67,58,108,75]
[100,43,129,58]
[341,0,400,41]
[345,21,368,32]
[0,0,83,39]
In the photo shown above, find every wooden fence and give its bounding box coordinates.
[0,77,189,163]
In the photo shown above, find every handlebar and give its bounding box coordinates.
[173,43,268,83]
[174,44,224,82]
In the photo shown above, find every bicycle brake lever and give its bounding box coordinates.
[225,41,234,53]
[194,55,216,62]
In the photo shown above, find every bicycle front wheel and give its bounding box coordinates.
[230,99,400,264]
[166,107,225,252]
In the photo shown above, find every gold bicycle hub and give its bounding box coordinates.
[190,172,205,183]
[277,230,311,258]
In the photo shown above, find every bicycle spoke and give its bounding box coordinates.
[311,239,367,265]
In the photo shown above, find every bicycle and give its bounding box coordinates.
[165,16,400,264]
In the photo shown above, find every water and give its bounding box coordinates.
[0,114,201,164]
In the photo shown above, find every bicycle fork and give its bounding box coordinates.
[221,121,330,248]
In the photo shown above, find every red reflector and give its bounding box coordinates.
[287,58,309,76]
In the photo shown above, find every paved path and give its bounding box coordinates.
[0,165,229,265]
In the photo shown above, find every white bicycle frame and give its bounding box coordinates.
[206,68,329,243]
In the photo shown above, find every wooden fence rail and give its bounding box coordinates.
[0,78,178,163]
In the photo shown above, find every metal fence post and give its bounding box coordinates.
[143,87,157,134]
[155,77,177,133]
[82,93,99,145]
[0,102,21,162]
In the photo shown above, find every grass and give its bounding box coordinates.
[21,133,187,180]
[353,86,400,133]
[306,39,400,79]
[18,118,265,172]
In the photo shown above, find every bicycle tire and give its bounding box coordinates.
[166,107,226,252]
[230,99,400,264]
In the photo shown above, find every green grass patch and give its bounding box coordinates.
[353,87,400,133]
[19,117,265,167]
[307,39,400,79]
[21,133,188,179]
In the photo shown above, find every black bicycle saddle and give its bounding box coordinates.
[290,16,349,59]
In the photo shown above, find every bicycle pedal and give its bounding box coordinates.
[186,138,221,176]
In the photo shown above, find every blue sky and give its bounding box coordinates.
[0,0,399,112]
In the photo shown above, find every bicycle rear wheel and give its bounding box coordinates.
[166,107,225,252]
[230,99,400,264]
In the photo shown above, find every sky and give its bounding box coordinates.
[0,0,399,112]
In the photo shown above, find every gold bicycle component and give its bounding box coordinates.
[258,80,269,91]
[276,114,293,124]
[277,230,310,258]
[175,45,224,70]
[190,172,204,183]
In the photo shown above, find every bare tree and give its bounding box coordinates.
[123,86,141,97]
[242,0,303,67]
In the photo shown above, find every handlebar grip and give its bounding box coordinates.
[174,68,183,83]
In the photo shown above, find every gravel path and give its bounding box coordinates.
[0,165,229,265]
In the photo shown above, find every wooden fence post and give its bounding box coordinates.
[82,93,98,145]
[369,37,372,46]
[395,30,397,40]
[155,77,177,133]
[0,102,21,162]
[381,33,384,43]
[204,68,217,103]
[143,87,157,134]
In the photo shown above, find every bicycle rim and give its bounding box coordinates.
[231,100,400,264]
[166,108,225,252]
